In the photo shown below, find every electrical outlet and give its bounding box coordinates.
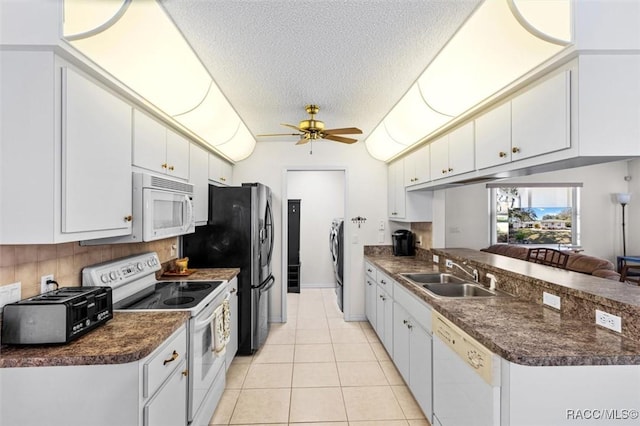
[543,292,561,310]
[595,309,622,333]
[445,259,453,268]
[433,254,439,263]
[0,282,21,310]
[378,220,385,231]
[40,274,54,294]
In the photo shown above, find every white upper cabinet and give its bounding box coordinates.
[189,143,210,225]
[430,122,475,180]
[404,145,430,187]
[208,153,233,186]
[0,51,133,243]
[511,71,571,161]
[62,67,132,235]
[388,161,406,219]
[133,109,190,180]
[475,102,512,170]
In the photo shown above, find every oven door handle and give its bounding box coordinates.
[193,294,229,330]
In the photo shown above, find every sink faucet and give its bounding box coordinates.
[485,273,498,291]
[447,260,479,282]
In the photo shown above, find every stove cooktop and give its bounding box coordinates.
[115,281,224,310]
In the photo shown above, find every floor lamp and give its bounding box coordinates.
[617,193,631,257]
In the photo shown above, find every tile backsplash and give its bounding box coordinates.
[0,238,178,299]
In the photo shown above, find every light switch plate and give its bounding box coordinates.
[543,292,561,310]
[433,254,439,263]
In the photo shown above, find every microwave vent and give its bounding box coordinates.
[149,175,194,194]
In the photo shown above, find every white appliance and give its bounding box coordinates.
[83,252,230,426]
[329,218,344,311]
[432,311,501,426]
[83,172,195,245]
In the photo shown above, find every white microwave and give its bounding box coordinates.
[84,172,195,245]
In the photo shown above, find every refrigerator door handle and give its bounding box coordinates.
[260,275,276,292]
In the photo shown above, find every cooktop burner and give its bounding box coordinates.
[116,280,224,310]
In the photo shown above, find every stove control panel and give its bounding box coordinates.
[82,252,160,288]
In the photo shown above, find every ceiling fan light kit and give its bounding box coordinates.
[258,104,363,150]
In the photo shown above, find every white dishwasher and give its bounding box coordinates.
[432,311,501,426]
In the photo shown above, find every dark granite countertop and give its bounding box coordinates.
[1,268,239,368]
[365,251,640,366]
[0,311,189,368]
[158,267,240,282]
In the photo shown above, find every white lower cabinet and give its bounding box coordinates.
[1,325,189,426]
[375,284,394,355]
[365,263,432,420]
[393,282,433,422]
[364,262,378,327]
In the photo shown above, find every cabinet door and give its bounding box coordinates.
[143,359,187,426]
[375,285,386,342]
[392,303,410,383]
[61,67,132,234]
[404,145,430,187]
[365,275,377,328]
[475,102,512,170]
[166,129,190,180]
[512,71,570,160]
[388,161,405,219]
[382,290,394,356]
[189,143,209,224]
[430,136,449,180]
[410,325,433,420]
[133,109,167,174]
[447,122,475,177]
[219,160,233,185]
[209,153,231,185]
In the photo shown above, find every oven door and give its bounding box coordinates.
[142,188,195,241]
[189,297,226,421]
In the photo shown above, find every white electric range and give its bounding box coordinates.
[82,252,230,426]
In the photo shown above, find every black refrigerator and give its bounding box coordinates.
[182,183,274,355]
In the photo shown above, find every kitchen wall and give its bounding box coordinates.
[233,141,388,322]
[434,159,637,262]
[0,238,178,299]
[287,170,345,288]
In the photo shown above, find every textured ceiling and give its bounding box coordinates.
[161,0,481,153]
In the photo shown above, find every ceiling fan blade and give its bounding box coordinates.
[281,123,306,132]
[295,137,310,145]
[323,134,358,144]
[323,127,363,135]
[256,133,301,137]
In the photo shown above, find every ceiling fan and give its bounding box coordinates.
[257,104,362,145]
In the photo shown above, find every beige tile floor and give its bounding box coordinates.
[209,288,430,426]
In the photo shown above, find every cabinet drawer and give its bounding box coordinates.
[394,282,431,333]
[143,325,188,398]
[365,262,377,281]
[377,272,394,297]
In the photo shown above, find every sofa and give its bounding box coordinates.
[480,244,621,280]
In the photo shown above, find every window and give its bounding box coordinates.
[488,183,581,246]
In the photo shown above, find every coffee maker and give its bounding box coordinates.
[392,229,415,256]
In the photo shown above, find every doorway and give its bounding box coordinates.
[281,168,347,320]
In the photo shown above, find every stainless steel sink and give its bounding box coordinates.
[400,272,508,298]
[400,273,467,284]
[421,282,496,298]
